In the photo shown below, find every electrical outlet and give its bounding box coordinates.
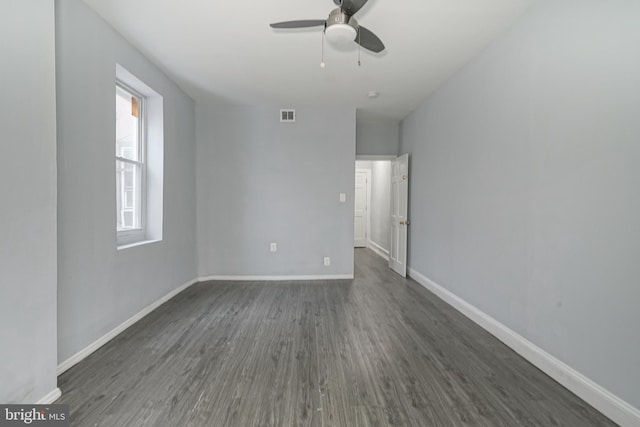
[270,242,277,252]
[324,257,331,267]
[339,193,346,203]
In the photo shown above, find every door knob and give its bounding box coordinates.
[406,220,411,225]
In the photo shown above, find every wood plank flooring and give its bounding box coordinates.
[58,249,616,426]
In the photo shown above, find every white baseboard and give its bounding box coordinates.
[408,267,640,427]
[36,388,61,404]
[57,278,198,376]
[198,274,354,282]
[57,273,352,375]
[367,240,390,261]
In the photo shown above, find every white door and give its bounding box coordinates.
[354,170,368,247]
[390,154,409,276]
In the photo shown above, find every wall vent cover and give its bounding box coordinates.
[280,109,296,123]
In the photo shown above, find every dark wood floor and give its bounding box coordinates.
[58,249,616,426]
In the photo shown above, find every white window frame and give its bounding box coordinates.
[116,81,147,246]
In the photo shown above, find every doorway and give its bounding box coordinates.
[354,169,370,248]
[354,159,392,261]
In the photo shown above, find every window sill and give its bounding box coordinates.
[117,239,161,251]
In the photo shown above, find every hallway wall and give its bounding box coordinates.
[0,0,58,403]
[400,0,640,415]
[56,0,197,364]
[197,105,356,278]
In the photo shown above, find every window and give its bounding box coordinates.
[115,64,164,249]
[116,83,145,242]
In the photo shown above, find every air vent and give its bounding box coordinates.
[280,109,296,123]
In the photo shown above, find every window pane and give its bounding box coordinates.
[116,160,142,231]
[116,85,140,161]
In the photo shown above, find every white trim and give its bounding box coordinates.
[117,238,161,251]
[408,267,640,427]
[116,81,147,243]
[198,274,353,282]
[57,278,198,375]
[356,155,398,161]
[367,240,389,261]
[36,388,61,404]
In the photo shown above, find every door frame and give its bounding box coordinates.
[355,155,397,257]
[356,155,398,161]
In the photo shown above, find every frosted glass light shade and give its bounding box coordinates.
[325,24,357,45]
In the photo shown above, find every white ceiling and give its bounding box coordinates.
[82,0,532,122]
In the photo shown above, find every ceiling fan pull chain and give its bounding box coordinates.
[358,30,362,66]
[320,30,326,68]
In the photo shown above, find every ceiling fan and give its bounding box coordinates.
[270,0,385,53]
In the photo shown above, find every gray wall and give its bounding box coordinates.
[356,121,399,155]
[56,0,197,362]
[0,0,58,403]
[197,105,356,277]
[400,0,640,409]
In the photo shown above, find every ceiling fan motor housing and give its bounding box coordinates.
[325,8,359,44]
[327,8,358,28]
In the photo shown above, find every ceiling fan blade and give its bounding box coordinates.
[270,20,325,29]
[341,0,368,15]
[356,26,385,53]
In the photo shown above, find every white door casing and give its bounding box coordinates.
[390,154,409,276]
[354,170,368,247]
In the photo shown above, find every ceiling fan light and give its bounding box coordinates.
[325,23,357,45]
